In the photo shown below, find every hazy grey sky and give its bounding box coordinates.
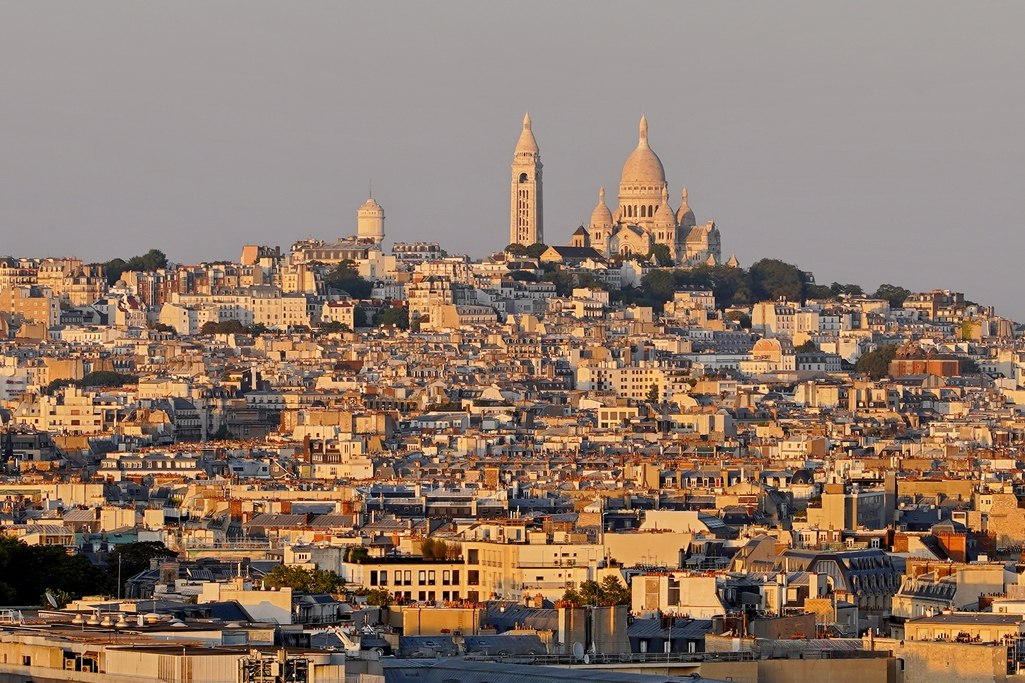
[2,2,1024,315]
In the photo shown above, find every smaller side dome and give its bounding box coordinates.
[654,186,677,228]
[590,187,613,228]
[676,187,695,227]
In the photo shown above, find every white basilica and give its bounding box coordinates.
[574,116,722,266]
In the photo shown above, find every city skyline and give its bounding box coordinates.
[2,2,1024,316]
[4,4,1025,679]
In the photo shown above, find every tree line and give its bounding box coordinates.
[96,249,169,286]
[0,538,175,607]
[631,259,911,312]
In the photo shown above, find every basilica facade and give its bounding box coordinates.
[580,116,721,266]
[510,115,724,267]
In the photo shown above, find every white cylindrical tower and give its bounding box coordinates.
[357,196,385,243]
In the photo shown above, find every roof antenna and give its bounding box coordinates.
[369,178,373,199]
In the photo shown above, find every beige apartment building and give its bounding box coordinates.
[12,386,119,435]
[161,288,311,332]
[0,285,61,326]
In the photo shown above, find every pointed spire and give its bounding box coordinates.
[661,186,669,202]
[598,186,606,203]
[639,115,649,146]
[681,186,688,204]
[514,113,539,155]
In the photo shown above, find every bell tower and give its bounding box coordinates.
[509,113,543,247]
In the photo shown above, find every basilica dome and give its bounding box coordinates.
[620,115,666,186]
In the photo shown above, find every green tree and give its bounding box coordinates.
[130,249,169,272]
[100,258,129,286]
[646,383,660,403]
[855,344,898,379]
[873,283,911,308]
[648,244,673,267]
[505,243,528,256]
[795,340,818,353]
[79,371,138,388]
[804,283,834,300]
[508,270,537,282]
[690,264,753,307]
[366,588,391,607]
[598,575,631,606]
[0,536,105,605]
[264,565,346,594]
[318,321,351,334]
[374,306,409,329]
[577,580,602,605]
[353,306,369,328]
[560,587,582,606]
[639,270,677,305]
[107,542,177,597]
[41,587,75,609]
[830,282,864,297]
[561,577,631,607]
[325,260,373,299]
[46,371,139,394]
[749,258,806,302]
[347,547,370,563]
[726,310,752,329]
[538,265,577,296]
[523,242,549,259]
[101,249,169,286]
[200,320,248,336]
[150,322,177,334]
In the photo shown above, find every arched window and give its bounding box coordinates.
[519,173,528,183]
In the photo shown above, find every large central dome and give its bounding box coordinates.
[620,115,666,186]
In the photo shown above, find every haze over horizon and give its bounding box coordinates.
[2,2,1023,315]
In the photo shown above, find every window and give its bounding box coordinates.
[468,570,479,586]
[404,570,412,585]
[428,571,436,584]
[418,570,426,584]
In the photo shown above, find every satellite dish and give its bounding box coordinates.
[583,654,591,664]
[572,642,585,661]
[45,591,59,609]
